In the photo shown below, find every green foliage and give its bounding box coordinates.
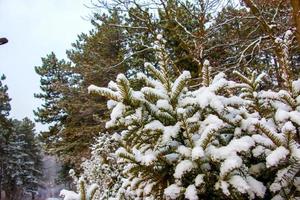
[0,74,11,128]
[34,11,126,173]
[1,117,42,199]
[34,52,71,124]
[85,44,300,199]
[34,1,300,197]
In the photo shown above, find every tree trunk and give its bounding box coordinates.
[31,192,35,200]
[291,0,300,47]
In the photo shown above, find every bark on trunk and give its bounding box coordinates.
[291,0,300,47]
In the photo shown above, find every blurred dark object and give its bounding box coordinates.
[0,38,8,45]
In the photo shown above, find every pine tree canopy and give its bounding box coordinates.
[62,31,300,199]
[30,0,300,199]
[0,77,42,199]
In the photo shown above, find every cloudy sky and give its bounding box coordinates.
[0,0,94,131]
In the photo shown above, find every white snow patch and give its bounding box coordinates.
[229,175,249,194]
[191,146,205,161]
[157,99,172,110]
[145,120,165,131]
[184,184,198,200]
[289,111,300,125]
[164,184,182,199]
[163,123,181,142]
[60,190,79,200]
[275,109,289,122]
[177,145,191,157]
[266,146,289,168]
[293,79,300,93]
[194,174,204,186]
[246,176,266,198]
[174,160,195,179]
[220,156,242,178]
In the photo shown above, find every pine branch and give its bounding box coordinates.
[202,60,212,87]
[88,85,120,101]
[145,63,168,87]
[171,71,191,104]
[79,178,87,200]
[255,123,283,147]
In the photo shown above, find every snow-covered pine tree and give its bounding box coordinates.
[80,132,127,199]
[15,118,42,198]
[234,69,300,199]
[86,35,300,199]
[3,119,41,199]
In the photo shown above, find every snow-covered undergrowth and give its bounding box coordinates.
[60,176,98,200]
[62,41,300,200]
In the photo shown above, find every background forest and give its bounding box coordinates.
[1,0,300,199]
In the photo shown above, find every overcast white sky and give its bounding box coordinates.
[0,0,94,131]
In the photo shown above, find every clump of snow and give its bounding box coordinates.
[292,79,300,93]
[275,38,282,44]
[220,156,242,178]
[165,153,179,163]
[156,34,163,40]
[144,182,155,195]
[164,184,182,199]
[157,99,172,110]
[234,127,242,136]
[215,180,230,196]
[110,103,125,120]
[229,175,249,194]
[194,174,204,186]
[252,145,266,157]
[203,59,210,66]
[174,160,194,179]
[252,134,274,148]
[141,151,157,165]
[241,117,259,132]
[163,123,180,142]
[284,29,293,41]
[184,185,198,200]
[116,73,127,82]
[275,109,289,122]
[246,176,266,198]
[289,111,300,125]
[255,72,266,83]
[108,80,118,90]
[191,146,204,160]
[105,102,126,128]
[145,120,165,131]
[209,136,255,160]
[107,100,118,109]
[177,145,191,157]
[60,190,79,200]
[266,146,289,168]
[281,121,296,134]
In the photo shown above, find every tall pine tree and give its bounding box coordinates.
[35,11,126,173]
[0,74,11,200]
